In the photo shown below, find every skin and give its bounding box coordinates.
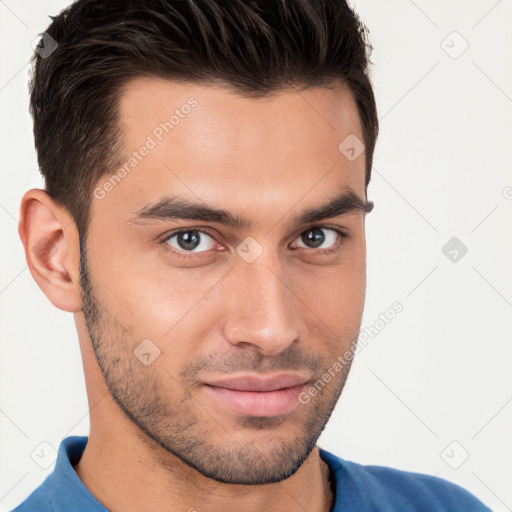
[18,77,370,512]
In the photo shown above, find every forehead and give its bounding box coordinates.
[118,77,363,157]
[94,77,366,227]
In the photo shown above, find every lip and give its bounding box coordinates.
[202,373,311,417]
[203,373,311,392]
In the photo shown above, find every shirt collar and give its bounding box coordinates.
[43,436,108,512]
[319,447,368,512]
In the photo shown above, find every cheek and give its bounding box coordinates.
[303,268,364,326]
[91,249,222,352]
[293,243,366,336]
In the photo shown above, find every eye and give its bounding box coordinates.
[164,229,218,255]
[160,225,347,261]
[292,226,345,252]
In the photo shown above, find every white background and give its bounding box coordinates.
[1,1,511,511]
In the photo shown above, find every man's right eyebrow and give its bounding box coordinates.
[127,198,249,228]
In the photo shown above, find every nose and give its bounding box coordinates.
[222,252,302,356]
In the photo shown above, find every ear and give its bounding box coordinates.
[18,188,82,312]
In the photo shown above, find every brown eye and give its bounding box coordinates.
[295,227,341,250]
[164,229,217,254]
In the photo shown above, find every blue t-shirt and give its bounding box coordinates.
[10,436,491,511]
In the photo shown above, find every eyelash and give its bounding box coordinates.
[159,226,348,260]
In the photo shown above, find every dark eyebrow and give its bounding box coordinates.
[292,188,373,226]
[127,188,373,229]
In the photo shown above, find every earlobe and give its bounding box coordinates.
[18,188,82,313]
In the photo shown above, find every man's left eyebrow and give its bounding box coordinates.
[289,188,374,227]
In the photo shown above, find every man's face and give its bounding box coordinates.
[80,77,368,484]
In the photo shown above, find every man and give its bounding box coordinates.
[14,0,491,511]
